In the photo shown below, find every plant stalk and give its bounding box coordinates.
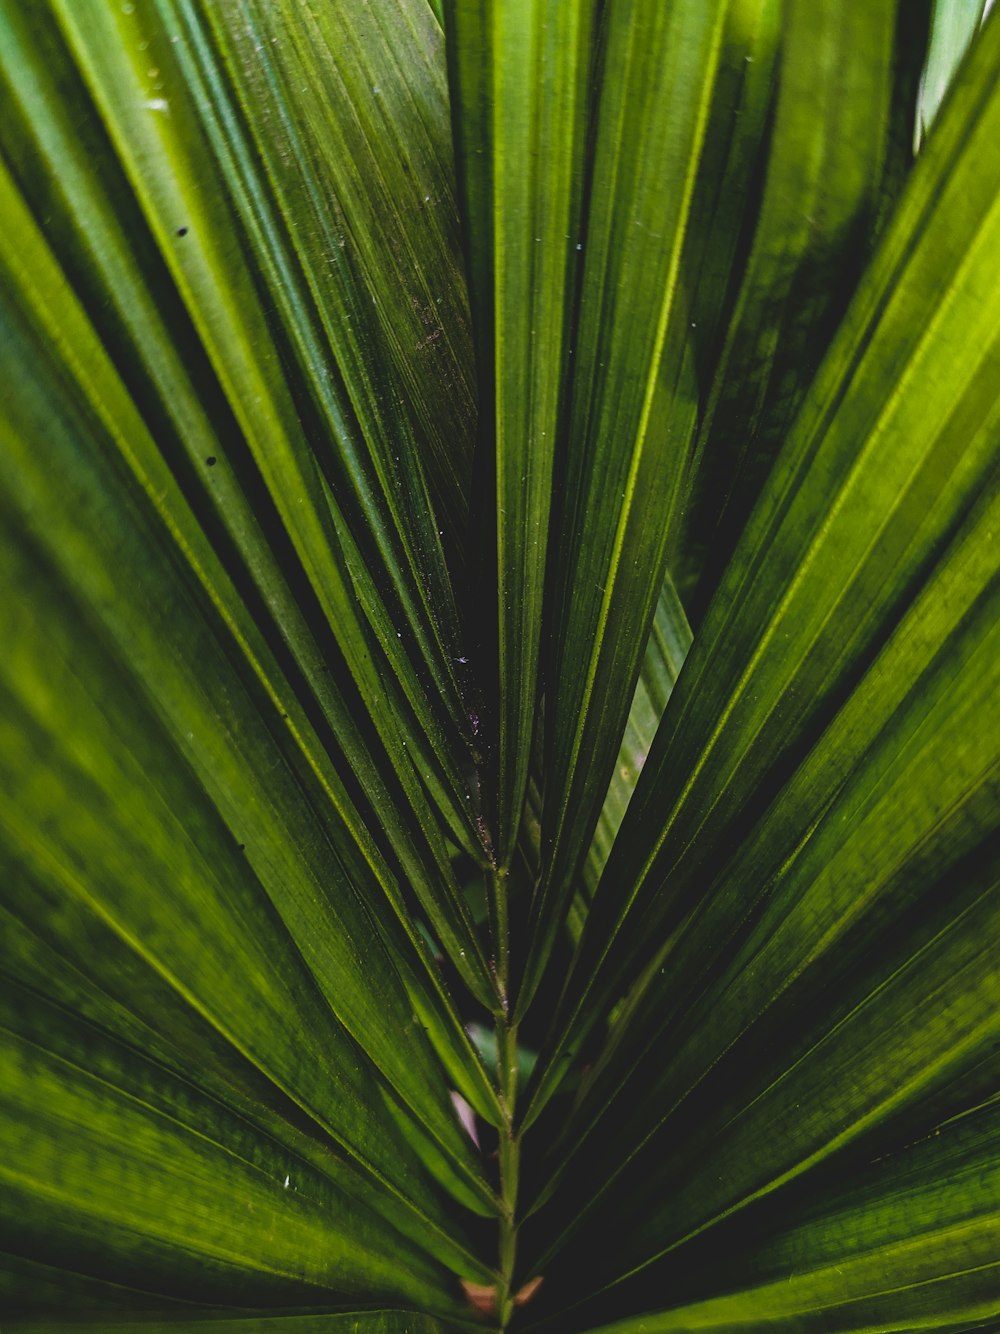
[487,865,519,1328]
[495,1012,520,1330]
[487,864,510,1009]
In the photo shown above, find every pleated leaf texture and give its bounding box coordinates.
[2,0,1000,1331]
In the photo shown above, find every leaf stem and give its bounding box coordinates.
[487,864,511,1008]
[495,1012,520,1330]
[487,864,519,1326]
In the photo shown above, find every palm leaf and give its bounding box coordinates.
[525,0,1000,1129]
[579,1100,1000,1330]
[2,0,999,1330]
[515,0,730,1014]
[675,0,900,617]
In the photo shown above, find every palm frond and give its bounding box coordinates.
[2,0,999,1331]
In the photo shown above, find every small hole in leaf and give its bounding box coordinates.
[205,456,217,467]
[176,226,188,237]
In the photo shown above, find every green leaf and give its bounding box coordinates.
[527,471,1000,1242]
[0,0,503,1007]
[191,0,482,777]
[0,273,509,1211]
[526,0,1000,1129]
[0,501,512,1237]
[444,0,594,884]
[0,257,509,1221]
[0,207,501,1140]
[0,0,508,1050]
[517,0,730,1017]
[56,0,472,792]
[4,0,1000,1328]
[873,0,934,237]
[677,0,900,619]
[7,1312,458,1334]
[0,906,492,1283]
[676,0,782,382]
[0,981,476,1312]
[577,1104,1000,1332]
[582,574,692,898]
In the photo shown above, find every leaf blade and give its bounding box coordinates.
[528,1,1000,1124]
[517,0,730,1017]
